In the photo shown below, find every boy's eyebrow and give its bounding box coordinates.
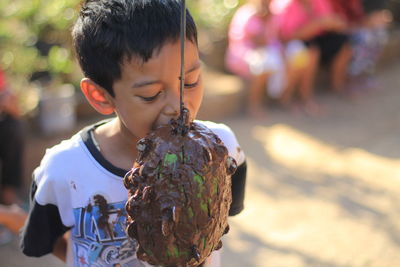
[132,79,161,89]
[186,62,201,73]
[132,62,201,89]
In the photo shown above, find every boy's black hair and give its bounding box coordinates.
[72,0,198,96]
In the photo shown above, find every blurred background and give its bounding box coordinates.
[1,0,400,266]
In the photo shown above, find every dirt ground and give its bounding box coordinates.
[221,63,400,267]
[1,62,400,266]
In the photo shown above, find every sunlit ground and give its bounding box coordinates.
[256,124,400,189]
[221,65,400,267]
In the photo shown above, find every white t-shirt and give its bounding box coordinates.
[21,120,246,267]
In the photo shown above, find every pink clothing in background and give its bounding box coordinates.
[329,0,364,24]
[279,0,334,40]
[0,69,6,91]
[225,4,280,78]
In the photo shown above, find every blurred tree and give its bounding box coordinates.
[188,0,245,31]
[0,0,81,83]
[0,0,82,115]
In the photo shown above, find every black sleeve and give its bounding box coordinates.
[20,180,70,257]
[229,161,247,216]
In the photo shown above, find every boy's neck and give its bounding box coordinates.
[93,118,139,170]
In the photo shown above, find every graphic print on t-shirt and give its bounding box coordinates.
[72,194,146,267]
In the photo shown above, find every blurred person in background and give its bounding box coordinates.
[0,203,26,234]
[342,0,392,93]
[0,201,27,245]
[329,0,364,26]
[225,0,311,118]
[0,68,24,206]
[279,0,352,113]
[0,68,25,245]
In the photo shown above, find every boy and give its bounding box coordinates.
[20,0,247,266]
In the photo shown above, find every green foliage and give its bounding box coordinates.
[0,0,80,80]
[188,0,245,31]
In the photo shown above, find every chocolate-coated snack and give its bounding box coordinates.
[124,109,237,267]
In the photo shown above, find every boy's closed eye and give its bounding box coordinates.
[134,83,163,102]
[137,75,201,103]
[183,72,201,89]
[139,91,163,102]
[183,78,200,90]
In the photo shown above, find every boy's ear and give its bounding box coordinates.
[80,78,115,115]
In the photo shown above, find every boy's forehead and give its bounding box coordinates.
[120,52,161,75]
[117,40,200,84]
[121,41,199,70]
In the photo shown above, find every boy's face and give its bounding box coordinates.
[111,40,203,141]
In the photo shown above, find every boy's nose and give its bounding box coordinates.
[162,90,181,120]
[163,105,179,118]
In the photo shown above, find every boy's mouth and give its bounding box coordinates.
[151,112,192,131]
[151,121,169,131]
[150,124,159,131]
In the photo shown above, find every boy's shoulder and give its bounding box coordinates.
[34,132,83,181]
[39,132,83,165]
[195,120,245,165]
[196,120,234,138]
[34,122,103,182]
[39,119,110,165]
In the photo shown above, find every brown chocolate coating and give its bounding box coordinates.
[124,110,237,267]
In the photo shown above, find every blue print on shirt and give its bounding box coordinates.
[71,196,146,267]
